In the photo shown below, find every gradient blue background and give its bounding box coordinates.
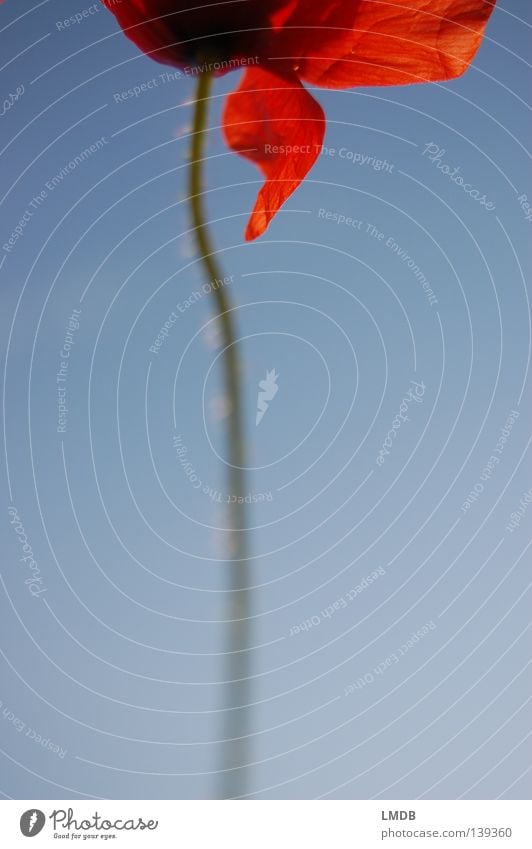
[1,0,531,799]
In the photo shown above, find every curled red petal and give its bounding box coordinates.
[223,67,325,240]
[271,0,496,87]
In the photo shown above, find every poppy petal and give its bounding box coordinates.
[102,0,186,68]
[273,0,495,87]
[102,0,296,70]
[222,67,325,240]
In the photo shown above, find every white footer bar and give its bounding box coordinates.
[1,800,530,848]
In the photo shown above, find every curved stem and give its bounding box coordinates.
[188,72,250,800]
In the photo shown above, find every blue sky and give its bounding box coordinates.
[1,0,531,799]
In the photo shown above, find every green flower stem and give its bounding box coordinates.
[188,71,250,800]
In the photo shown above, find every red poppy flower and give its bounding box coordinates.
[103,0,496,240]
